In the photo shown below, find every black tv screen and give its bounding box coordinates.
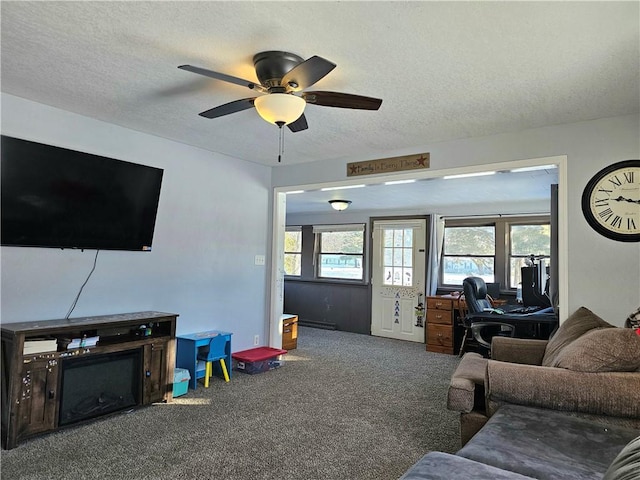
[1,135,163,251]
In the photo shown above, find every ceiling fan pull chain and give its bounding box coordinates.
[277,121,285,163]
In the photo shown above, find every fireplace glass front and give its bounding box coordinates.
[59,349,141,426]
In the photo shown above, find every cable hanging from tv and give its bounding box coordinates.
[65,250,100,320]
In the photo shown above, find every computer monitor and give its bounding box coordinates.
[521,266,551,308]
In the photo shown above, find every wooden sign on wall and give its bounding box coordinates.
[347,153,430,177]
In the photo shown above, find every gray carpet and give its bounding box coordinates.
[0,327,461,480]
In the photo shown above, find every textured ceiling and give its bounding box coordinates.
[2,1,638,169]
[1,2,637,216]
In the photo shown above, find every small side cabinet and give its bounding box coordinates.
[426,297,454,354]
[281,314,298,351]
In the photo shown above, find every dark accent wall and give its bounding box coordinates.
[283,225,371,334]
[284,280,371,334]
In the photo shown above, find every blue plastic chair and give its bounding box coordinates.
[196,334,230,387]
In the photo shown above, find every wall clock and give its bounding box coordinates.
[581,159,640,242]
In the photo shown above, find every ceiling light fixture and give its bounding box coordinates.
[254,94,305,126]
[384,179,417,185]
[329,200,352,211]
[443,171,496,180]
[321,184,366,191]
[254,93,306,164]
[510,165,558,173]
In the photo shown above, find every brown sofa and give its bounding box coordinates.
[397,307,640,480]
[448,306,640,445]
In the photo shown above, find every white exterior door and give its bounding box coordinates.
[371,219,427,342]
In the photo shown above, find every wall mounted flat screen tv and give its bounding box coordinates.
[1,135,163,251]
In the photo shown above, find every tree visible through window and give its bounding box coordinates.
[509,224,550,288]
[284,229,302,276]
[442,225,496,284]
[316,226,364,280]
[440,217,551,290]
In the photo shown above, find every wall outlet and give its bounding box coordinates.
[253,335,260,346]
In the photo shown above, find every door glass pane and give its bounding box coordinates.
[384,248,393,266]
[393,249,403,266]
[404,228,413,247]
[382,227,415,286]
[393,229,403,247]
[384,230,394,247]
[403,249,412,267]
[392,268,402,284]
[403,267,413,286]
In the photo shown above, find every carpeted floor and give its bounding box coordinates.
[0,327,461,480]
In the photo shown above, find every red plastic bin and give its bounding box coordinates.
[232,347,287,374]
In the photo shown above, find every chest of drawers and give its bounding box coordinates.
[426,297,455,354]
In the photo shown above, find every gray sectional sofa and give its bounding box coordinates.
[400,307,640,479]
[400,405,639,479]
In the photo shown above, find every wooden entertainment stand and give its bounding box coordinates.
[1,311,177,449]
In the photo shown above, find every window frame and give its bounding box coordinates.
[284,227,302,277]
[508,221,551,289]
[313,224,366,282]
[440,222,496,287]
[440,216,550,292]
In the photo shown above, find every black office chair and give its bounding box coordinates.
[459,276,515,357]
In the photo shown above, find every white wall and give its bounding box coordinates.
[1,94,271,351]
[275,114,640,326]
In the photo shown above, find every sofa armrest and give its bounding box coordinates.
[486,360,640,420]
[447,353,487,413]
[490,337,547,365]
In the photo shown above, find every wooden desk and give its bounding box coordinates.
[426,294,509,355]
[464,311,558,339]
[176,330,232,389]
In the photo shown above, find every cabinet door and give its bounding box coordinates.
[15,359,58,441]
[143,340,168,404]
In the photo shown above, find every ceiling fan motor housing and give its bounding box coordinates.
[253,51,303,89]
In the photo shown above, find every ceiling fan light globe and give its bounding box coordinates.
[254,94,305,126]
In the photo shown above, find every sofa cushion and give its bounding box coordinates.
[457,404,639,480]
[542,307,614,366]
[553,328,640,372]
[603,435,640,480]
[398,451,535,480]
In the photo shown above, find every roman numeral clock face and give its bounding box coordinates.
[581,160,640,242]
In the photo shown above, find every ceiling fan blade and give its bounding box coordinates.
[302,91,382,110]
[287,114,308,132]
[178,65,266,92]
[282,56,336,92]
[198,98,256,119]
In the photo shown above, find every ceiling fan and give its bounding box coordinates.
[178,51,383,132]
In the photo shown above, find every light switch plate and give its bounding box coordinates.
[254,255,265,266]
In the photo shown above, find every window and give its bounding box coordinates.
[314,224,365,280]
[509,223,550,288]
[442,225,496,285]
[440,217,550,290]
[284,227,302,276]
